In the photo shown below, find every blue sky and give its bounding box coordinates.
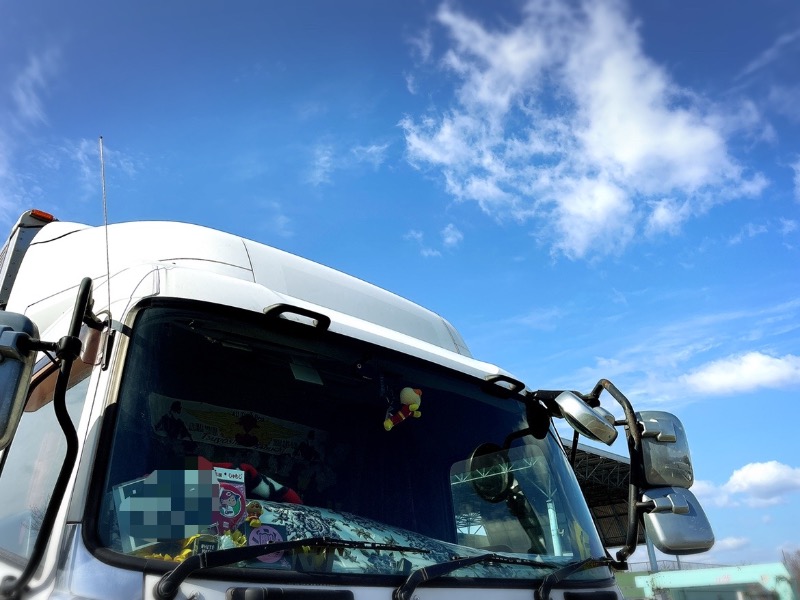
[2,0,799,567]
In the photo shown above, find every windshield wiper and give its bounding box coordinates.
[535,557,615,600]
[393,552,562,600]
[154,536,428,600]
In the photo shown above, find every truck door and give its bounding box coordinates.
[0,358,91,590]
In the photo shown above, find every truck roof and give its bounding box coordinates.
[6,219,472,358]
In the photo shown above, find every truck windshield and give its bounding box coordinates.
[96,303,607,584]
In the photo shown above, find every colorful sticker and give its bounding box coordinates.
[248,525,288,563]
[213,467,246,532]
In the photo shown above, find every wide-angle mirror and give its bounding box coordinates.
[554,391,618,445]
[466,442,513,503]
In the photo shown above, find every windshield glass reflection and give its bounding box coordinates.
[97,303,606,581]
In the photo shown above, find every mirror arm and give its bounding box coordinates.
[529,389,581,416]
[503,427,532,449]
[588,379,641,451]
[586,380,649,565]
[569,430,579,467]
[615,483,643,564]
[0,278,90,600]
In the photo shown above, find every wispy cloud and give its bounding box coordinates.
[257,200,293,238]
[308,143,335,186]
[401,0,767,259]
[307,141,390,186]
[407,28,433,64]
[49,138,137,200]
[768,84,800,123]
[792,157,800,202]
[10,50,59,127]
[555,297,800,405]
[736,28,800,81]
[404,229,441,257]
[728,222,768,245]
[0,49,60,221]
[441,223,463,247]
[404,223,465,257]
[351,143,389,169]
[780,218,797,235]
[518,307,564,331]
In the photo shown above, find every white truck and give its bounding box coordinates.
[0,209,713,600]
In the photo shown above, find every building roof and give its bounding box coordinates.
[562,439,645,548]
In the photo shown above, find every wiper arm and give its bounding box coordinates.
[393,552,562,600]
[155,536,428,600]
[535,557,614,600]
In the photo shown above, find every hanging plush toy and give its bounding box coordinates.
[383,386,422,431]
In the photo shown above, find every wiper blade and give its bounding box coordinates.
[155,536,428,600]
[393,552,562,600]
[535,557,614,600]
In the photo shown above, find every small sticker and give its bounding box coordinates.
[248,525,287,563]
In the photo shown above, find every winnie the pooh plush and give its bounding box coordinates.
[384,387,422,431]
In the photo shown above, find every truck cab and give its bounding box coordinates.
[0,211,712,599]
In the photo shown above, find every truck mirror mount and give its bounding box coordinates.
[0,312,40,450]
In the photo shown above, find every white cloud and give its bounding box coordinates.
[404,229,441,257]
[768,85,800,123]
[407,28,433,64]
[41,138,137,201]
[441,223,463,247]
[728,222,768,245]
[555,298,800,406]
[308,141,390,186]
[780,218,797,235]
[714,537,750,552]
[645,198,692,236]
[308,144,335,186]
[518,307,564,331]
[792,158,800,202]
[404,72,418,95]
[0,50,60,221]
[680,351,800,395]
[401,0,766,259]
[691,479,732,507]
[259,201,293,238]
[723,461,800,506]
[351,143,389,169]
[692,461,800,510]
[405,223,464,256]
[11,50,58,127]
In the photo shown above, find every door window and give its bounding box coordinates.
[0,362,89,558]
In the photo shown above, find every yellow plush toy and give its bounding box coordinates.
[384,387,422,431]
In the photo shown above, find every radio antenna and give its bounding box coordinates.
[99,136,112,316]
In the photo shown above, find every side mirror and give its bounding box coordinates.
[637,411,694,488]
[554,391,618,445]
[0,312,38,450]
[467,443,513,503]
[641,487,714,554]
